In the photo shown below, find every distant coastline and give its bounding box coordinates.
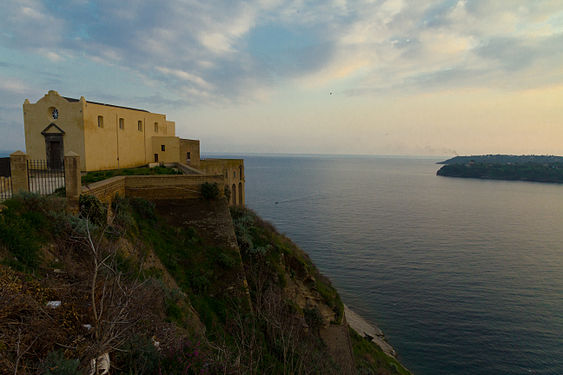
[437,155,563,184]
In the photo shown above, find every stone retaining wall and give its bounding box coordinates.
[81,174,225,204]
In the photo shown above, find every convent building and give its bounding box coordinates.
[22,90,245,205]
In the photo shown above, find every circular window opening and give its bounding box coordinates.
[49,107,59,120]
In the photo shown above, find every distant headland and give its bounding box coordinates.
[436,154,563,183]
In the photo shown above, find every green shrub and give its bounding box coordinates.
[159,338,209,374]
[42,351,80,375]
[52,187,66,197]
[0,212,41,270]
[129,197,156,224]
[304,306,323,333]
[201,182,220,200]
[79,194,106,226]
[0,193,65,271]
[120,335,161,375]
[111,194,135,230]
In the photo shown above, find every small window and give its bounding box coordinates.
[187,152,191,161]
[154,122,158,132]
[119,118,124,129]
[138,120,143,131]
[161,145,165,152]
[97,116,103,128]
[233,171,236,178]
[154,154,159,162]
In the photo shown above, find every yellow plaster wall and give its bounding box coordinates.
[83,103,173,171]
[179,139,201,167]
[151,136,180,164]
[199,159,245,205]
[24,91,187,172]
[23,90,86,169]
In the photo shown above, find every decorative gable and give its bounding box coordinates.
[41,123,66,136]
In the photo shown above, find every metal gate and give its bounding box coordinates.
[27,160,65,196]
[0,157,12,201]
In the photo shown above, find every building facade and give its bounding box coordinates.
[23,90,201,171]
[23,90,244,204]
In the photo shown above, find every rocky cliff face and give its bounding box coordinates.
[0,193,410,374]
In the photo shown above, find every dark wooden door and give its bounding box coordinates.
[46,136,63,169]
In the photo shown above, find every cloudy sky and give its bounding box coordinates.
[1,0,563,156]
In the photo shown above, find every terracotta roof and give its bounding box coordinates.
[63,97,149,113]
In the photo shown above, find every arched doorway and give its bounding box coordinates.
[232,184,236,205]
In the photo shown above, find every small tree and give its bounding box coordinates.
[201,182,220,200]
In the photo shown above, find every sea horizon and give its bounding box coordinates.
[243,154,563,375]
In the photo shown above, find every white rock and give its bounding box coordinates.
[46,301,61,309]
[89,352,110,375]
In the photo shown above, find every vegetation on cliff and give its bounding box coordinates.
[0,193,410,374]
[438,154,563,165]
[437,162,563,183]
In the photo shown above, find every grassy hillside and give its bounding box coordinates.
[0,193,411,374]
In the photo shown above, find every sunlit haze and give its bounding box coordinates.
[1,1,563,156]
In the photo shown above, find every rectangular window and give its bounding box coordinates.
[154,122,158,133]
[161,145,165,152]
[187,152,191,161]
[97,116,103,128]
[138,120,143,131]
[154,154,159,162]
[119,118,124,129]
[233,171,236,178]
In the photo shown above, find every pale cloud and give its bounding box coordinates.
[0,76,35,96]
[1,0,563,105]
[155,67,214,90]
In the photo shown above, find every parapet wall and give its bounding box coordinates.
[125,174,224,200]
[82,176,126,203]
[82,174,225,204]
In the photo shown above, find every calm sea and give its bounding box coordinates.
[230,154,563,375]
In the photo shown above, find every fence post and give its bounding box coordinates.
[10,151,29,194]
[64,152,81,202]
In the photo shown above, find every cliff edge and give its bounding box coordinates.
[0,193,411,374]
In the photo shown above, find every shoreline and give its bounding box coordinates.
[344,304,397,358]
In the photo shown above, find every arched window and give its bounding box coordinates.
[238,182,242,205]
[232,184,236,205]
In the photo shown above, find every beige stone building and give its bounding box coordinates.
[23,90,245,204]
[23,90,202,171]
